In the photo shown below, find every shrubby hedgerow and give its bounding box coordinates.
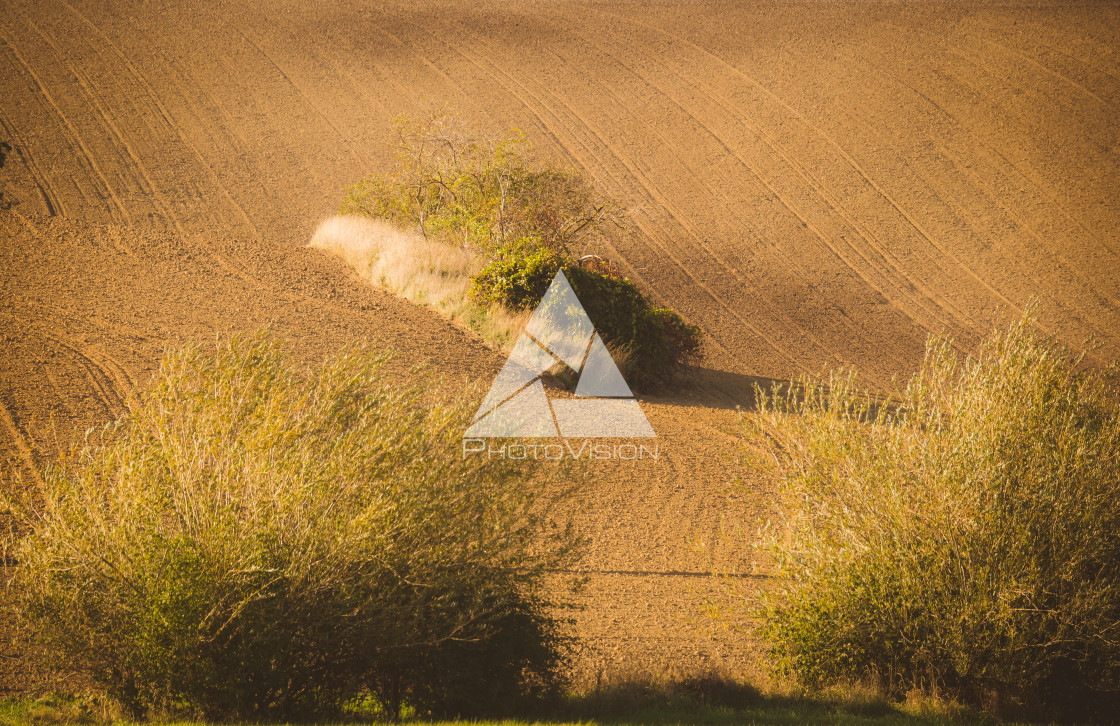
[340,107,701,388]
[2,334,581,721]
[750,312,1120,721]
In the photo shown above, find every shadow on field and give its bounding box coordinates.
[0,677,985,725]
[549,674,980,725]
[642,365,788,412]
[646,365,903,425]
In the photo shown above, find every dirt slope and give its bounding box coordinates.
[2,0,1119,688]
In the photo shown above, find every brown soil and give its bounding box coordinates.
[2,0,1118,692]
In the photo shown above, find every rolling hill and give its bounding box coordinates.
[2,0,1118,689]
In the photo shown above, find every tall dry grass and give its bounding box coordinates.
[309,215,527,349]
[749,311,1120,721]
[2,333,580,720]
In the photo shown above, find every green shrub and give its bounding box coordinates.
[471,243,563,311]
[2,334,580,721]
[563,264,701,390]
[750,312,1120,720]
[471,253,701,389]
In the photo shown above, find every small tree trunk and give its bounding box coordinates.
[498,176,509,245]
[382,672,403,723]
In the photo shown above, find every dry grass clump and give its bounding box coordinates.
[2,332,580,721]
[750,310,1120,721]
[310,214,527,349]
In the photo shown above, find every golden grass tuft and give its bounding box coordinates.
[309,215,528,349]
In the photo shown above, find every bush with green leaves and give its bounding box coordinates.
[470,251,700,389]
[750,312,1120,721]
[471,242,564,311]
[2,334,580,721]
[340,108,614,258]
[340,108,701,388]
[563,264,701,389]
